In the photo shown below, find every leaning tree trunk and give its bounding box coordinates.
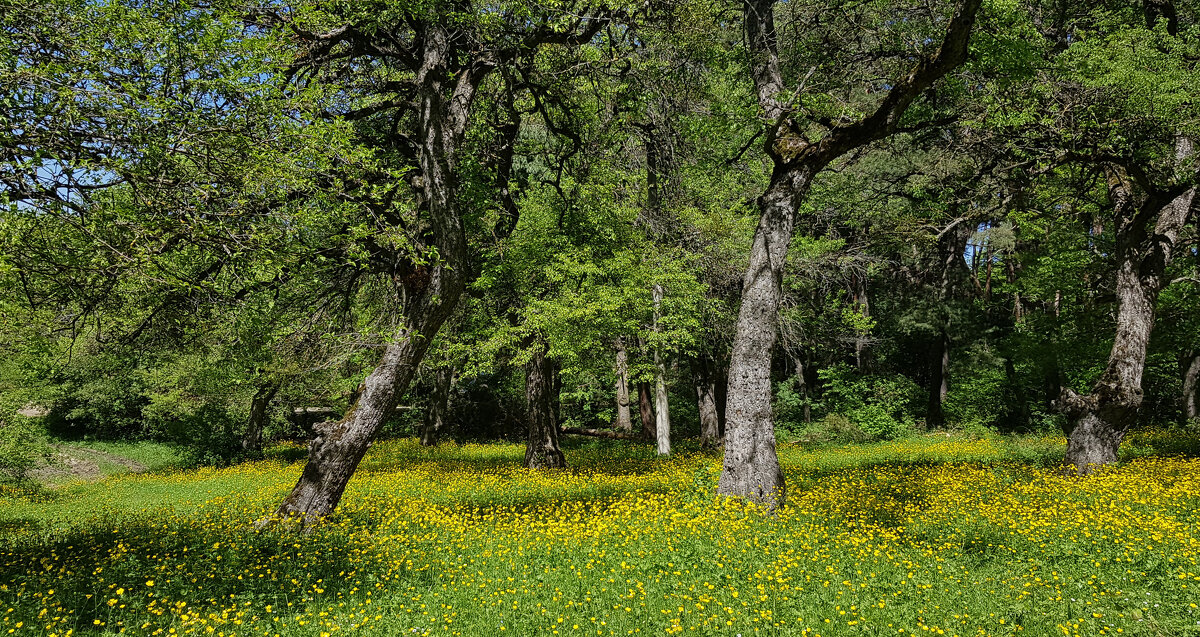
[1059,149,1195,474]
[693,356,721,447]
[525,340,566,469]
[242,382,280,453]
[1183,351,1200,421]
[421,366,452,446]
[264,24,473,528]
[614,337,633,432]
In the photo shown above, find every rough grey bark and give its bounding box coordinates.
[1183,352,1199,421]
[525,340,566,469]
[421,366,452,447]
[652,284,670,455]
[719,0,982,509]
[693,356,721,447]
[1059,141,1196,473]
[720,165,812,506]
[242,382,280,453]
[614,337,633,432]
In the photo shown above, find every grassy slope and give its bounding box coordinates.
[1,432,1198,637]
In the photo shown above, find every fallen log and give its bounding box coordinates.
[560,427,643,441]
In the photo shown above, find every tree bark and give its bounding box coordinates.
[638,380,655,440]
[614,337,633,432]
[794,356,811,424]
[652,284,670,455]
[850,276,871,370]
[562,427,642,441]
[719,0,980,509]
[719,164,813,507]
[693,356,721,447]
[264,23,476,528]
[926,328,950,429]
[242,382,280,453]
[1059,141,1196,473]
[1183,352,1200,421]
[421,366,452,447]
[525,339,566,469]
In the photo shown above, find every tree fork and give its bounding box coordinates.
[720,0,982,509]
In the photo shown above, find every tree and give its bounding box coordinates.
[259,1,615,526]
[718,0,983,508]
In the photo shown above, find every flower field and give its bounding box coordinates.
[1,433,1198,636]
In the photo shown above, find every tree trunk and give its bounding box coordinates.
[719,0,980,509]
[264,24,474,528]
[652,284,670,455]
[638,380,655,440]
[614,337,633,432]
[562,427,642,441]
[792,355,811,424]
[1183,352,1200,421]
[718,164,813,507]
[926,328,950,429]
[242,382,280,453]
[693,357,721,447]
[1060,144,1195,473]
[525,339,566,469]
[851,276,871,370]
[421,366,452,447]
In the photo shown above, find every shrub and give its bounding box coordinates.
[0,415,51,482]
[815,364,922,440]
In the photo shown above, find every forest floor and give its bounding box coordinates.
[1,431,1198,636]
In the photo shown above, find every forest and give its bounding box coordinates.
[1,0,1199,634]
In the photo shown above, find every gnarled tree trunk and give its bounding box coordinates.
[525,339,566,469]
[1059,146,1195,473]
[719,165,812,507]
[263,24,475,528]
[421,366,452,447]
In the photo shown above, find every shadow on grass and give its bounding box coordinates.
[0,515,425,634]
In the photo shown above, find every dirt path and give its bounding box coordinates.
[30,446,148,484]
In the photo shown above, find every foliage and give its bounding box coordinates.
[813,364,923,440]
[0,416,50,483]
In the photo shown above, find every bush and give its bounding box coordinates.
[789,413,869,446]
[0,415,51,482]
[814,364,922,440]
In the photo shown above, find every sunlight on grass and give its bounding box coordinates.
[1,432,1198,636]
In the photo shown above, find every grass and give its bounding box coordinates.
[1,431,1198,636]
[55,440,188,473]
